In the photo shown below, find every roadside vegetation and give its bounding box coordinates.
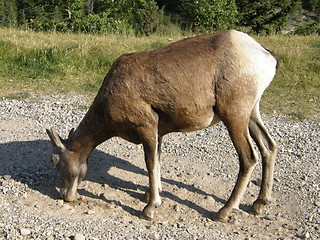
[0,28,319,120]
[1,0,319,36]
[0,1,319,120]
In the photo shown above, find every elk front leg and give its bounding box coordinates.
[144,136,162,202]
[141,135,162,220]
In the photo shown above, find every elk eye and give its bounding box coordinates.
[51,154,60,167]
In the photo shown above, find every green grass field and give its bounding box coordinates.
[0,28,319,120]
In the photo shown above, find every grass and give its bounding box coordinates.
[257,35,320,120]
[0,28,171,95]
[0,28,318,120]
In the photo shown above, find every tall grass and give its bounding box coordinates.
[0,28,172,94]
[258,35,319,119]
[0,28,319,120]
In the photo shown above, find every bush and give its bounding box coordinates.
[114,0,165,35]
[236,0,302,34]
[293,18,320,35]
[178,0,238,33]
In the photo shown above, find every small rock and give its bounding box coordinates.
[3,175,11,180]
[85,210,95,215]
[149,233,159,239]
[46,236,55,240]
[252,178,262,187]
[263,214,276,221]
[73,233,85,240]
[62,204,72,210]
[173,204,180,212]
[228,215,238,224]
[304,232,310,239]
[87,201,95,210]
[20,228,31,235]
[204,195,214,202]
[314,200,320,207]
[146,225,157,231]
[105,202,116,209]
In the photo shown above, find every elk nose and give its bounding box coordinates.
[60,188,77,202]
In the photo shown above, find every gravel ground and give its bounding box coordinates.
[0,94,319,240]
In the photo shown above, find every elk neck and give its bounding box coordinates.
[66,100,113,157]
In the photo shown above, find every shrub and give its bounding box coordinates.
[178,0,238,33]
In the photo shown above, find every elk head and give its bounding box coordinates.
[46,128,87,202]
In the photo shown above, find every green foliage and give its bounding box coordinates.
[0,0,317,35]
[156,0,238,33]
[0,0,17,27]
[236,0,302,34]
[258,34,320,119]
[178,0,238,33]
[293,17,320,35]
[111,0,165,35]
[0,29,319,119]
[0,0,166,35]
[302,0,320,12]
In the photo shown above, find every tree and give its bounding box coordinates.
[0,0,17,27]
[156,0,238,33]
[302,0,320,13]
[236,0,302,34]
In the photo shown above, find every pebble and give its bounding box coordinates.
[204,195,214,202]
[0,95,319,240]
[73,233,86,240]
[3,175,11,180]
[264,215,276,221]
[304,232,310,239]
[85,210,95,215]
[20,228,31,235]
[173,204,180,212]
[252,178,262,187]
[314,201,320,207]
[149,233,159,239]
[62,204,72,210]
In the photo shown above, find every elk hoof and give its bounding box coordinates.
[252,199,270,215]
[140,205,154,220]
[216,207,230,222]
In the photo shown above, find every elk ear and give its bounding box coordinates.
[46,128,65,149]
[51,154,60,167]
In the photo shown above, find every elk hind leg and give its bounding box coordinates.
[217,116,259,221]
[249,104,278,214]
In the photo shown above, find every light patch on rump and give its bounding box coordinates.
[230,30,277,98]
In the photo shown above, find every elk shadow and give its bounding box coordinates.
[0,139,231,219]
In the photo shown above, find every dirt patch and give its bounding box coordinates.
[0,96,319,239]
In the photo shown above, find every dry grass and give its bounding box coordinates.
[0,28,174,94]
[0,28,319,120]
[258,34,319,119]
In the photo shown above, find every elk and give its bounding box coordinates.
[46,30,278,221]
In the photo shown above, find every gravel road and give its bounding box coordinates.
[0,94,319,240]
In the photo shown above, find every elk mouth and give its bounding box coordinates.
[60,189,77,202]
[60,177,79,202]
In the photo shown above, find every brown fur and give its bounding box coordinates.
[47,30,278,221]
